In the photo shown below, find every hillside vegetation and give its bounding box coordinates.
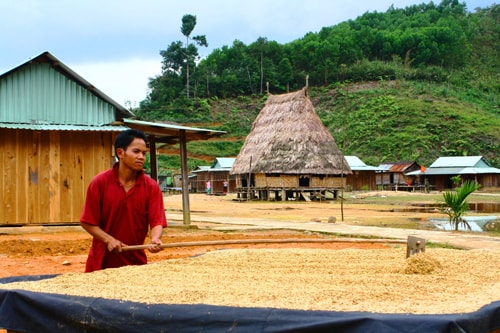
[135,1,500,173]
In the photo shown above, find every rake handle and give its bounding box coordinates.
[122,238,405,251]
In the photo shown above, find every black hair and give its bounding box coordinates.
[114,129,148,156]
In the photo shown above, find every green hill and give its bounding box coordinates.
[148,78,499,174]
[136,1,500,173]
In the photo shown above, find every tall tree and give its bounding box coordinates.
[159,14,208,99]
[278,58,293,92]
[181,14,208,98]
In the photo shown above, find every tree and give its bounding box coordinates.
[441,180,481,231]
[254,37,267,94]
[277,58,293,92]
[159,14,208,99]
[181,14,208,98]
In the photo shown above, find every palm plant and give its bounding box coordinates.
[441,180,481,231]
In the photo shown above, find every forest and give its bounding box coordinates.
[134,0,500,173]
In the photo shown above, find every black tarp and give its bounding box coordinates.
[1,275,499,333]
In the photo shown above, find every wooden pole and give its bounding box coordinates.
[122,237,406,251]
[179,130,191,225]
[149,135,158,182]
[247,156,252,200]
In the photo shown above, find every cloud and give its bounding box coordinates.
[72,57,162,106]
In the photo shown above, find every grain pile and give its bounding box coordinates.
[1,247,499,314]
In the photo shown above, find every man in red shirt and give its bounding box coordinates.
[80,129,167,272]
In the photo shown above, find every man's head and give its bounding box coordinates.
[114,129,148,157]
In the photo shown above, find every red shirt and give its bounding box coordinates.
[80,163,167,272]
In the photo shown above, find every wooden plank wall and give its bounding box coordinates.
[0,129,115,225]
[345,171,376,191]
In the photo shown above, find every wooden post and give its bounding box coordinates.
[406,236,426,258]
[179,130,191,225]
[149,135,158,182]
[247,156,252,201]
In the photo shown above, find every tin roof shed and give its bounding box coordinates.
[0,51,133,129]
[406,156,500,176]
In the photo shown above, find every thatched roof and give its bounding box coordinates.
[231,87,351,175]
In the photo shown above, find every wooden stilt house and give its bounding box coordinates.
[230,87,351,201]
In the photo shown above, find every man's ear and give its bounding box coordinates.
[116,147,125,159]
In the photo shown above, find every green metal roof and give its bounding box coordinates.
[429,156,489,168]
[0,51,133,127]
[405,156,500,175]
[0,123,128,131]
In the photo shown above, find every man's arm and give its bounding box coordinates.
[81,222,126,252]
[148,224,164,253]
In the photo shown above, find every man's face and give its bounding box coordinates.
[118,138,147,171]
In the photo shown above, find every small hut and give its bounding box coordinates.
[191,157,236,194]
[376,161,421,190]
[344,156,381,191]
[406,156,500,191]
[230,87,351,201]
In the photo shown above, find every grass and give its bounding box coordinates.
[345,191,500,204]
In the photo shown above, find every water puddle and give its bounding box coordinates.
[426,216,500,232]
[387,202,500,214]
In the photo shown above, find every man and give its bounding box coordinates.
[80,129,167,272]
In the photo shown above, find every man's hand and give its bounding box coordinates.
[106,237,126,253]
[148,238,163,253]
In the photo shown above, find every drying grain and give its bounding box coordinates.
[1,247,499,314]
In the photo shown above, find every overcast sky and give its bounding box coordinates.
[1,0,496,106]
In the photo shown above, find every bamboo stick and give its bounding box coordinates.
[122,238,406,251]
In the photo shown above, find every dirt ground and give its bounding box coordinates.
[0,191,496,279]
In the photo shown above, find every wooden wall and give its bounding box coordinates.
[0,129,115,225]
[190,171,236,193]
[345,171,377,191]
[432,174,500,191]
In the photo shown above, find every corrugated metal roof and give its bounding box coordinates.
[0,52,133,126]
[0,123,128,131]
[461,167,500,174]
[191,166,211,173]
[377,161,418,173]
[405,156,500,175]
[344,156,382,171]
[123,118,225,143]
[124,119,225,134]
[212,157,236,169]
[430,156,484,168]
[408,167,500,175]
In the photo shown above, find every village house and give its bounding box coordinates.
[0,52,132,225]
[406,156,500,191]
[376,161,421,191]
[344,156,381,191]
[230,87,351,201]
[190,157,236,194]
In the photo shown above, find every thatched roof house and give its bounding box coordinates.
[231,87,350,201]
